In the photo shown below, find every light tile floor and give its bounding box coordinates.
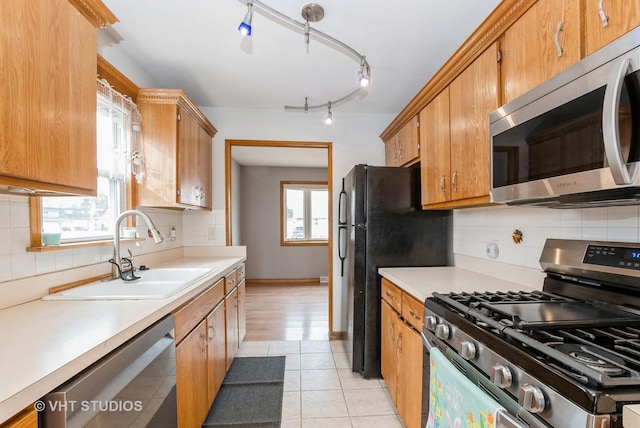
[236,340,404,428]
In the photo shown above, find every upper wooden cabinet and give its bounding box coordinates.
[135,89,216,210]
[0,0,116,196]
[384,116,419,167]
[420,88,451,206]
[500,0,581,104]
[585,0,640,56]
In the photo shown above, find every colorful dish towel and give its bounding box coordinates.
[426,348,505,428]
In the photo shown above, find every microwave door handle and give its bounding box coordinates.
[603,56,639,185]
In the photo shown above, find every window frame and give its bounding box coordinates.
[280,180,329,247]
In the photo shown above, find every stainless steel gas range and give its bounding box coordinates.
[422,239,640,428]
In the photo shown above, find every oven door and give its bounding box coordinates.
[422,331,548,428]
[489,27,640,207]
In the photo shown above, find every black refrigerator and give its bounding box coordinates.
[338,164,452,379]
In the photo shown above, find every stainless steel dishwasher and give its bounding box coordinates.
[42,315,176,428]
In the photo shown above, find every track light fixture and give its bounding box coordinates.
[324,102,333,125]
[237,0,253,36]
[236,0,371,124]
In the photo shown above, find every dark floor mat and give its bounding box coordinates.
[202,357,285,427]
[223,356,286,384]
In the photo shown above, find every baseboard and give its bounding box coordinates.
[329,331,346,340]
[245,278,323,286]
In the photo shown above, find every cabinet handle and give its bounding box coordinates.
[385,290,393,298]
[397,331,403,353]
[409,310,421,321]
[208,325,215,341]
[200,331,207,352]
[451,170,458,192]
[598,0,609,28]
[439,175,446,193]
[554,21,564,57]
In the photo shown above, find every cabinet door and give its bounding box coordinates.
[0,406,37,428]
[384,135,399,166]
[420,88,451,206]
[237,280,246,343]
[0,0,97,194]
[207,301,226,406]
[585,0,640,56]
[449,43,499,202]
[225,289,239,371]
[396,116,420,166]
[177,109,212,209]
[501,0,581,104]
[176,320,209,428]
[397,322,424,428]
[381,300,399,406]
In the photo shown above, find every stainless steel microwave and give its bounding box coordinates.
[489,27,640,208]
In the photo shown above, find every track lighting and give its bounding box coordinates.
[237,0,253,36]
[235,0,371,123]
[324,102,333,125]
[358,56,370,88]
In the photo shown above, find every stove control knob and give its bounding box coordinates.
[490,364,513,389]
[519,384,546,413]
[460,341,476,360]
[425,316,438,332]
[435,323,450,340]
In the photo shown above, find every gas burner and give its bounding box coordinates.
[556,344,626,376]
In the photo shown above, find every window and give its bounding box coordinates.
[39,79,140,244]
[281,181,328,245]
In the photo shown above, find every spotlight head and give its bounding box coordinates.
[238,3,253,36]
[324,102,333,125]
[358,73,370,88]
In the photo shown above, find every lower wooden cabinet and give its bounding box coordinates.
[206,301,226,405]
[381,278,423,428]
[225,287,239,371]
[237,280,246,343]
[0,406,37,428]
[176,320,209,428]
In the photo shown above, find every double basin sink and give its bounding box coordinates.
[43,267,217,301]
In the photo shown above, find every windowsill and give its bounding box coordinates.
[27,238,145,252]
[281,241,328,247]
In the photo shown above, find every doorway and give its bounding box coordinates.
[224,140,334,337]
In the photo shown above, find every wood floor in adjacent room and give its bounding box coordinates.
[244,282,329,341]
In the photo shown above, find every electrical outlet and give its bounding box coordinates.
[208,226,216,240]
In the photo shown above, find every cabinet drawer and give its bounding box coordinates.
[174,278,224,343]
[381,278,402,313]
[402,293,424,331]
[224,269,238,295]
[236,263,245,283]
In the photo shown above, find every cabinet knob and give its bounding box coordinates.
[519,384,546,413]
[490,364,513,389]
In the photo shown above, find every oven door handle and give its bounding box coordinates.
[496,409,528,428]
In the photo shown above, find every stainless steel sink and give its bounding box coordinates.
[43,267,216,300]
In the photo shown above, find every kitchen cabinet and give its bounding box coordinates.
[206,301,226,405]
[0,406,36,428]
[380,278,423,428]
[135,89,216,210]
[174,277,225,427]
[224,263,246,371]
[384,116,419,167]
[500,0,581,104]
[420,44,498,209]
[0,0,116,196]
[419,88,450,206]
[237,279,247,343]
[584,0,640,56]
[176,319,209,428]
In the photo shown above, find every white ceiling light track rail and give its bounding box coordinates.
[237,0,371,123]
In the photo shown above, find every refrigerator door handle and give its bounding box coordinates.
[338,178,347,225]
[338,225,347,276]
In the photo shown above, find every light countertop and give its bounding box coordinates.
[0,255,245,424]
[378,266,540,303]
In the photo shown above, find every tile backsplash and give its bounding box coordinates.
[454,205,640,269]
[0,196,226,283]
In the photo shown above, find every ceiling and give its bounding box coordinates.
[100,0,500,167]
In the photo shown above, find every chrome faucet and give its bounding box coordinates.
[111,210,164,280]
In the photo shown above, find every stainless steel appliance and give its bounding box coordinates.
[338,164,451,378]
[423,239,640,428]
[489,26,640,208]
[43,315,176,427]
